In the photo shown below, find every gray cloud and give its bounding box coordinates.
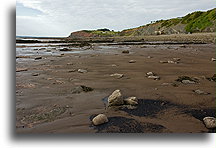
[16,0,216,37]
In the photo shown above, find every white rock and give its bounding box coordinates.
[168,60,175,64]
[108,90,124,106]
[148,75,160,80]
[203,117,216,129]
[78,69,87,73]
[110,73,124,79]
[124,97,138,105]
[211,58,216,61]
[129,60,136,63]
[146,72,154,76]
[194,89,209,95]
[92,114,108,126]
[182,80,195,84]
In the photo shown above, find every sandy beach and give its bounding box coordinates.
[16,33,216,133]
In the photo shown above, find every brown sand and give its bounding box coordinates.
[16,35,215,133]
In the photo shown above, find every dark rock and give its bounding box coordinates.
[176,76,198,84]
[32,73,39,76]
[129,60,136,63]
[71,85,93,94]
[122,50,129,54]
[35,56,42,60]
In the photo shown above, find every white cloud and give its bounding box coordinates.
[16,0,216,37]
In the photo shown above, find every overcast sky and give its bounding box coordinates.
[16,0,215,37]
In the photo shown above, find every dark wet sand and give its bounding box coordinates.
[16,35,216,133]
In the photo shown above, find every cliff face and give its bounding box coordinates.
[68,8,216,38]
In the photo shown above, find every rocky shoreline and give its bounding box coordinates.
[16,33,216,133]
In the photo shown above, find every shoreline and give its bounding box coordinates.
[16,33,216,133]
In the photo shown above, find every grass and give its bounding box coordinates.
[184,8,216,32]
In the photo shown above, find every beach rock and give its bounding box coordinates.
[122,50,129,54]
[92,114,108,126]
[167,60,175,64]
[159,60,168,63]
[146,72,154,76]
[16,56,30,59]
[193,89,209,95]
[16,68,28,72]
[181,80,195,84]
[59,48,71,51]
[32,73,39,76]
[146,72,160,80]
[78,69,88,73]
[110,73,124,79]
[35,56,42,60]
[211,58,216,61]
[147,56,152,59]
[203,117,216,129]
[129,60,136,63]
[111,64,117,67]
[206,74,216,82]
[148,75,160,80]
[71,85,93,94]
[108,90,124,106]
[68,69,76,72]
[176,76,197,84]
[124,97,138,105]
[173,58,181,61]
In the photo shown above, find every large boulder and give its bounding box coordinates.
[203,117,216,129]
[108,90,124,106]
[92,114,108,126]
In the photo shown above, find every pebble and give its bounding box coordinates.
[146,72,160,80]
[68,69,76,72]
[35,56,42,60]
[211,58,216,61]
[203,117,216,129]
[92,114,108,126]
[32,73,39,76]
[124,97,138,105]
[110,73,124,79]
[148,75,160,80]
[78,69,88,73]
[181,80,195,84]
[122,50,129,54]
[16,68,28,72]
[193,89,209,95]
[129,60,136,63]
[159,61,168,63]
[146,72,154,76]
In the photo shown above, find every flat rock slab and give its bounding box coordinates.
[16,68,28,72]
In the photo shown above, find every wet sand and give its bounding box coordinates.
[16,34,216,133]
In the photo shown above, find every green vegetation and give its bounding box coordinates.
[161,18,181,27]
[70,8,215,37]
[184,8,216,32]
